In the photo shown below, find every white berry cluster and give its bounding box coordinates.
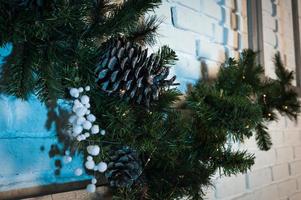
[64,86,108,193]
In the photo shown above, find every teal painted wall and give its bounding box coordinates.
[0,44,90,192]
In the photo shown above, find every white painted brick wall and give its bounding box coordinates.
[155,0,301,199]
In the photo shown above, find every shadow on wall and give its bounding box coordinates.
[0,44,90,192]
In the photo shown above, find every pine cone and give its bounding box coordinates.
[95,37,177,107]
[105,146,143,188]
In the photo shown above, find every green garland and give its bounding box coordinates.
[0,1,300,200]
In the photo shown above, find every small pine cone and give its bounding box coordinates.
[105,146,143,188]
[95,37,176,107]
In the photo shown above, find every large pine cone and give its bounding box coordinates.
[95,38,177,107]
[105,147,143,188]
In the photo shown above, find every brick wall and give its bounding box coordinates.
[155,0,301,200]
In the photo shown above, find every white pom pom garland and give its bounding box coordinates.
[81,95,90,105]
[100,129,106,135]
[86,184,96,193]
[74,168,83,176]
[83,120,92,130]
[91,125,99,134]
[85,86,90,91]
[85,160,95,170]
[70,88,79,98]
[91,178,97,184]
[68,86,107,193]
[87,145,100,156]
[87,114,96,122]
[97,162,107,172]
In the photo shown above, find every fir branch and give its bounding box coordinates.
[0,43,35,99]
[125,15,162,46]
[274,52,294,85]
[158,45,178,67]
[91,0,162,38]
[215,149,255,176]
[255,123,272,151]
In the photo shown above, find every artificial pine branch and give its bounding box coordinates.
[274,52,294,85]
[0,43,35,99]
[255,123,272,151]
[214,149,255,176]
[158,45,178,66]
[125,15,162,46]
[90,0,162,38]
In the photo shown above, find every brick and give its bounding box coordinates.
[215,174,246,198]
[285,117,299,129]
[241,135,257,150]
[230,12,239,30]
[290,160,301,176]
[247,167,273,189]
[294,146,301,160]
[241,0,248,17]
[202,186,215,200]
[213,25,226,44]
[272,163,290,181]
[270,131,284,147]
[224,0,236,10]
[251,149,276,169]
[175,0,201,12]
[276,147,294,164]
[277,179,297,198]
[262,11,278,31]
[199,59,221,81]
[157,24,197,55]
[268,114,286,129]
[200,0,222,20]
[263,27,277,47]
[241,32,248,49]
[253,184,280,200]
[290,192,301,200]
[196,38,226,62]
[262,0,273,14]
[297,175,301,189]
[174,52,200,81]
[154,2,173,25]
[223,7,232,27]
[232,193,254,200]
[171,6,214,37]
[241,16,248,33]
[284,130,300,145]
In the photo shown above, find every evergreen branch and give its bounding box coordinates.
[255,123,272,151]
[158,45,178,67]
[125,15,162,46]
[215,149,255,176]
[274,52,294,85]
[91,0,162,38]
[0,43,35,99]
